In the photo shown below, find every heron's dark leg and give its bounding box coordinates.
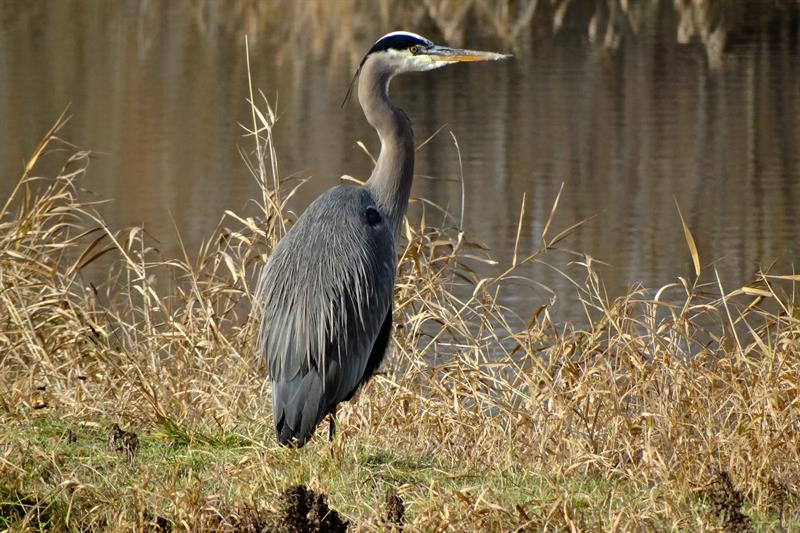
[328,406,338,442]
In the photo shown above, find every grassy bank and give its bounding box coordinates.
[2,106,799,531]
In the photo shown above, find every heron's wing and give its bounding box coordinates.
[343,306,392,402]
[255,185,396,442]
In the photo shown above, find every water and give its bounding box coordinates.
[1,1,798,322]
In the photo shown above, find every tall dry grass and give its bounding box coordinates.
[1,89,799,530]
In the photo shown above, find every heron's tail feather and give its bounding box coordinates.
[272,372,327,447]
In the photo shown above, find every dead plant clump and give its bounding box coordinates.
[384,487,405,528]
[1,105,799,531]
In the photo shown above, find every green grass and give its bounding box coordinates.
[2,412,797,530]
[0,416,652,529]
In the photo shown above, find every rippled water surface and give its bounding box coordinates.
[1,1,798,321]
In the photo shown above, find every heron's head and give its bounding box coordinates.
[343,31,509,106]
[361,31,509,74]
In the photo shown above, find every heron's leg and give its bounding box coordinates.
[328,406,338,442]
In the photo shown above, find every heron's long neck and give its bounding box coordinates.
[359,62,414,237]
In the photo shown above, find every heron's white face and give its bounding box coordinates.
[379,47,449,74]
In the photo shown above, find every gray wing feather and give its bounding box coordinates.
[255,185,396,444]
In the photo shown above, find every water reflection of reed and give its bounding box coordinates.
[188,0,776,67]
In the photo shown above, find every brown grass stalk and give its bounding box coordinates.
[1,92,798,530]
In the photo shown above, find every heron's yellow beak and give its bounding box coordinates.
[425,45,511,63]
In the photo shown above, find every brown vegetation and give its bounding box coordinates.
[193,0,745,63]
[1,89,799,530]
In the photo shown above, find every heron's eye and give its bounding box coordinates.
[409,45,418,55]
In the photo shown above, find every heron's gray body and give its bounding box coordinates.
[257,186,396,445]
[254,31,507,446]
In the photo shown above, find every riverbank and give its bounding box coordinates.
[1,113,798,530]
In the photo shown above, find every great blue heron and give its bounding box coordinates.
[256,31,508,447]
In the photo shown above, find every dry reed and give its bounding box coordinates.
[1,90,798,531]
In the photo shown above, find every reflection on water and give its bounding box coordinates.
[1,1,798,321]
